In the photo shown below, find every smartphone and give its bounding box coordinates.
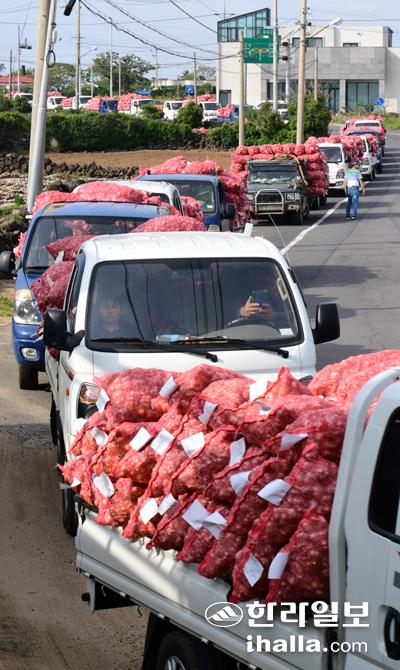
[251,289,269,306]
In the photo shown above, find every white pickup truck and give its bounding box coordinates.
[44,231,339,533]
[76,367,400,670]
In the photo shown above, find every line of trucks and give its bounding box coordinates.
[1,121,398,670]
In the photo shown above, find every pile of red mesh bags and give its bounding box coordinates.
[217,104,234,119]
[138,156,249,229]
[74,181,149,203]
[32,190,78,214]
[180,196,204,221]
[31,260,74,313]
[85,97,116,111]
[133,215,206,233]
[60,351,400,604]
[47,235,94,261]
[117,93,151,112]
[13,231,27,258]
[61,97,73,108]
[230,142,329,198]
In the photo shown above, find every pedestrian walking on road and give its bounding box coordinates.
[344,160,365,220]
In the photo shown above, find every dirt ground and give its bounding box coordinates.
[46,149,232,171]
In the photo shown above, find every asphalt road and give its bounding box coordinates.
[1,133,399,670]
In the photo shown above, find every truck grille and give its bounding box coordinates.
[256,192,282,204]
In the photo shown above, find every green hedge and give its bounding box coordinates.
[46,111,201,152]
[0,111,31,151]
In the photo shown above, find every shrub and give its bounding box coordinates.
[140,105,164,120]
[205,123,238,149]
[0,94,13,112]
[13,96,32,114]
[0,111,30,151]
[176,101,203,129]
[286,94,331,138]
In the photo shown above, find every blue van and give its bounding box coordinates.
[136,173,236,231]
[0,200,170,389]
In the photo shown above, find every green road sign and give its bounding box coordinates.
[259,28,274,38]
[244,36,278,64]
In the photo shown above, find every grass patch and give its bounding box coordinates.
[0,295,13,317]
[382,116,400,130]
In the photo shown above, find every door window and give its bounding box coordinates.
[65,257,85,332]
[369,407,400,542]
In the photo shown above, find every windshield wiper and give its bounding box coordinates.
[25,265,49,271]
[91,337,218,362]
[183,337,289,359]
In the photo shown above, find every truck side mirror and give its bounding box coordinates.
[44,308,84,352]
[313,302,340,344]
[223,203,236,219]
[0,250,16,275]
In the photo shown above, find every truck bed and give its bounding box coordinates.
[76,508,326,670]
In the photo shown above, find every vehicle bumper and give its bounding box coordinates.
[329,180,344,189]
[12,319,45,370]
[250,203,299,216]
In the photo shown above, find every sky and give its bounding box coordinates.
[0,0,399,80]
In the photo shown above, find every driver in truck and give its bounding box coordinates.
[91,288,135,340]
[238,267,295,331]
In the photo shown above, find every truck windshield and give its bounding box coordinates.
[24,215,156,270]
[320,146,343,163]
[354,121,380,128]
[203,102,220,110]
[138,99,155,107]
[106,100,118,111]
[52,97,65,105]
[87,259,300,348]
[170,102,182,110]
[166,180,216,214]
[248,166,299,185]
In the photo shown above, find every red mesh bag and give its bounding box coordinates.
[13,230,27,258]
[146,494,197,550]
[94,368,175,430]
[45,270,73,309]
[265,512,329,603]
[58,456,87,485]
[204,447,269,505]
[176,502,230,564]
[180,196,204,222]
[171,428,236,496]
[194,377,252,430]
[47,235,94,261]
[96,478,145,528]
[90,421,157,477]
[197,531,244,578]
[75,181,148,203]
[32,261,74,314]
[229,451,337,603]
[68,412,108,457]
[133,215,206,233]
[32,190,78,215]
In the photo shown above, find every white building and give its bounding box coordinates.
[216,9,400,113]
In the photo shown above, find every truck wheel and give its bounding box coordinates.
[50,398,58,446]
[156,631,215,670]
[290,210,304,225]
[19,365,38,390]
[372,168,377,180]
[58,429,78,537]
[376,163,383,174]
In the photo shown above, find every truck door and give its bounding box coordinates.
[343,384,400,669]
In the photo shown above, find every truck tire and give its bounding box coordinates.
[19,365,38,390]
[156,631,217,670]
[50,398,58,446]
[290,210,304,225]
[376,162,383,174]
[58,429,78,537]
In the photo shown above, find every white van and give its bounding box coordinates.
[129,98,156,116]
[358,134,377,181]
[47,95,67,110]
[318,142,347,191]
[199,100,221,122]
[163,100,183,121]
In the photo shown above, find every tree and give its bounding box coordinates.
[176,101,203,128]
[287,94,331,138]
[178,65,215,81]
[47,63,75,93]
[90,52,154,95]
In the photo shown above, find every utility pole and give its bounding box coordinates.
[296,0,307,144]
[109,18,113,97]
[74,0,80,107]
[272,0,279,111]
[17,26,21,92]
[27,0,56,212]
[118,61,121,97]
[314,45,318,101]
[239,30,245,146]
[193,52,197,102]
[155,48,159,88]
[27,0,51,211]
[8,50,12,98]
[90,65,93,97]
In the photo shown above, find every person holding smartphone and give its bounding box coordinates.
[239,289,275,321]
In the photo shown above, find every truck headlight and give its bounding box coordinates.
[336,168,345,179]
[13,289,41,325]
[78,382,100,419]
[246,193,255,201]
[286,193,300,201]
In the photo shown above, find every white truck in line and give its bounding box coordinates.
[44,231,340,534]
[163,100,184,121]
[66,362,400,669]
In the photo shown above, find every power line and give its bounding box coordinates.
[168,0,217,34]
[102,0,216,54]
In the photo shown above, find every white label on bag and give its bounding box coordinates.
[151,429,174,455]
[279,432,308,452]
[96,389,110,413]
[181,432,205,458]
[249,376,269,402]
[158,493,178,516]
[203,511,227,539]
[91,427,108,447]
[130,427,153,451]
[257,479,291,505]
[139,498,159,524]
[159,376,178,399]
[92,473,115,499]
[198,401,218,426]
[55,251,64,264]
[181,499,209,530]
[243,554,264,586]
[71,476,81,487]
[268,551,289,579]
[229,437,246,466]
[230,470,251,496]
[73,417,88,433]
[47,274,54,288]
[256,401,271,416]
